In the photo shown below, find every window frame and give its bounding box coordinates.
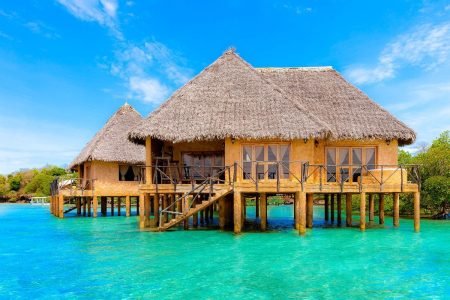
[241,143,291,180]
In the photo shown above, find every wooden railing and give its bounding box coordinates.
[51,177,96,196]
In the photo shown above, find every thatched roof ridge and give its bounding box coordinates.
[129,50,331,143]
[256,67,416,145]
[69,103,145,169]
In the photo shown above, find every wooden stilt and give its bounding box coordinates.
[183,196,189,230]
[82,198,87,216]
[414,192,420,232]
[136,196,140,216]
[360,192,366,231]
[393,193,399,227]
[154,194,160,228]
[324,194,329,222]
[58,194,64,218]
[77,197,81,215]
[346,194,352,227]
[93,195,98,218]
[139,193,145,229]
[193,197,198,228]
[255,194,260,218]
[337,194,342,226]
[144,194,151,227]
[379,193,385,225]
[299,192,306,235]
[234,192,242,234]
[306,193,313,228]
[219,196,225,229]
[125,195,131,217]
[162,194,168,224]
[295,191,301,230]
[210,204,214,221]
[330,194,335,223]
[87,197,91,217]
[117,197,122,216]
[260,193,267,231]
[200,206,205,225]
[369,194,375,222]
[111,197,114,216]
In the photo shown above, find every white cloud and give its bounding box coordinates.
[57,0,121,39]
[110,41,191,104]
[345,22,450,84]
[24,21,60,39]
[129,76,169,103]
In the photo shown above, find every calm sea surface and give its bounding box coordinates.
[0,204,449,299]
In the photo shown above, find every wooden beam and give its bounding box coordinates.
[260,193,267,231]
[234,192,242,234]
[255,194,260,218]
[87,197,91,217]
[346,193,352,227]
[337,194,342,226]
[393,193,399,227]
[58,194,64,218]
[117,197,121,216]
[125,195,131,217]
[306,193,313,228]
[295,191,301,230]
[139,193,145,229]
[379,193,385,225]
[299,192,306,235]
[369,194,375,222]
[145,137,152,185]
[93,195,98,218]
[324,194,329,222]
[330,194,335,223]
[360,192,366,231]
[414,192,420,232]
[219,196,225,229]
[110,197,114,216]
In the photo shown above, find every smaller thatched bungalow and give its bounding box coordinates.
[128,49,420,234]
[50,103,145,218]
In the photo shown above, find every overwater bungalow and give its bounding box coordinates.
[50,103,144,218]
[51,49,421,234]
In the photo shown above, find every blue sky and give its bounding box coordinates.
[0,0,449,174]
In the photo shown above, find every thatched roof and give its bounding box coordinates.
[69,103,145,169]
[129,50,331,143]
[129,49,416,145]
[257,67,416,145]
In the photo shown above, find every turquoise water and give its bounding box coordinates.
[0,205,449,299]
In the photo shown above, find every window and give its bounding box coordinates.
[119,165,141,181]
[241,144,290,180]
[326,147,376,183]
[182,152,224,180]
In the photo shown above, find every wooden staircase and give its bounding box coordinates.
[158,186,233,231]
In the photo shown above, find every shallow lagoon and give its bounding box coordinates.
[0,204,449,299]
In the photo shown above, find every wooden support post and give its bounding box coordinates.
[82,198,87,216]
[337,194,342,226]
[379,193,385,225]
[219,196,226,229]
[306,193,313,228]
[210,204,214,221]
[136,196,140,216]
[58,194,64,218]
[393,193,399,227]
[139,193,145,229]
[125,195,131,217]
[414,192,420,232]
[111,197,114,216]
[255,194,260,218]
[324,194,329,222]
[144,194,151,227]
[193,197,198,228]
[87,197,91,217]
[369,194,375,222]
[183,196,189,230]
[76,197,81,215]
[93,196,98,218]
[260,193,267,231]
[295,191,301,230]
[154,194,160,228]
[234,192,242,234]
[299,192,306,235]
[330,194,335,223]
[200,207,205,225]
[360,192,366,231]
[117,197,121,216]
[346,193,352,227]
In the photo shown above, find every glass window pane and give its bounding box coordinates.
[267,145,277,179]
[339,148,349,165]
[243,146,253,179]
[352,148,362,182]
[366,148,376,169]
[326,148,336,182]
[243,146,252,162]
[280,145,290,178]
[255,146,264,179]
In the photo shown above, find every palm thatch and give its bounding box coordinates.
[257,67,416,145]
[129,50,331,143]
[69,103,145,169]
[129,49,416,145]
